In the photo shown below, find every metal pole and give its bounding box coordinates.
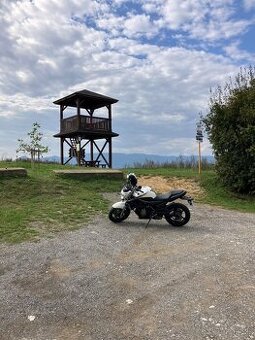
[198,141,202,174]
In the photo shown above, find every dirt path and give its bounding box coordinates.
[0,201,254,340]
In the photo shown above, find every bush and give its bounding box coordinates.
[203,66,255,195]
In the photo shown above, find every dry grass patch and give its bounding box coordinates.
[138,176,205,199]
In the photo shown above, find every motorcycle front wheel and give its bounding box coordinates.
[165,203,190,227]
[109,207,131,223]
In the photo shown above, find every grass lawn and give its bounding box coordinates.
[0,161,254,243]
[0,161,122,243]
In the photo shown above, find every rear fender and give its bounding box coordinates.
[112,201,126,209]
[181,195,194,206]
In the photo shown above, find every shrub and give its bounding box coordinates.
[203,66,255,195]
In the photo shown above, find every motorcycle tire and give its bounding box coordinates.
[108,207,131,223]
[164,203,190,227]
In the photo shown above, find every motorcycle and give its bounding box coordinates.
[109,173,193,227]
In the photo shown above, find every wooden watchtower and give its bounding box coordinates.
[53,89,119,168]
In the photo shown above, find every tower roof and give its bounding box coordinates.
[53,89,118,110]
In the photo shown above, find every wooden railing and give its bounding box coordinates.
[61,116,78,133]
[60,115,110,134]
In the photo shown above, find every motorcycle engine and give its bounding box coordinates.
[134,207,150,219]
[134,207,163,220]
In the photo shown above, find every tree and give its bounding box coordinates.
[16,122,49,164]
[203,66,255,195]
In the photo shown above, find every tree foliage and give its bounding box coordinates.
[203,66,255,195]
[17,122,49,163]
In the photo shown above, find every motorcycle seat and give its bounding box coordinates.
[154,190,186,201]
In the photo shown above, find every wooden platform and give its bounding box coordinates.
[53,169,124,179]
[0,168,27,177]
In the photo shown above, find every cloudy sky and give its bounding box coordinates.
[1,0,255,159]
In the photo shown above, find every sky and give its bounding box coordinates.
[1,0,255,159]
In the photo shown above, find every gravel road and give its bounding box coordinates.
[0,196,254,340]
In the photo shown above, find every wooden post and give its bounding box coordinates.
[60,138,64,165]
[109,138,112,168]
[90,140,93,163]
[60,106,64,165]
[196,118,203,175]
[108,105,112,131]
[108,105,112,168]
[60,105,64,120]
[77,99,81,130]
[198,141,202,174]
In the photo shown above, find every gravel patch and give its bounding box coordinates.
[0,200,254,340]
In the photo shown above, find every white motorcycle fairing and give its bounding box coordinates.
[133,186,156,199]
[112,201,126,209]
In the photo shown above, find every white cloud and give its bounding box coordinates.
[138,113,185,124]
[82,42,237,154]
[0,0,109,96]
[97,12,159,39]
[0,0,253,159]
[0,94,53,118]
[189,18,250,41]
[142,2,160,14]
[123,14,158,38]
[243,0,255,10]
[161,0,205,29]
[155,0,252,42]
[224,41,255,62]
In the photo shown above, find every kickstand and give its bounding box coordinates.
[145,218,152,228]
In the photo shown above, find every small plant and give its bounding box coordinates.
[16,122,49,165]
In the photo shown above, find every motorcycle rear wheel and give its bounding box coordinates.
[165,203,190,227]
[109,207,131,223]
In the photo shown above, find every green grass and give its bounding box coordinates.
[0,161,254,243]
[0,161,122,243]
[199,171,255,212]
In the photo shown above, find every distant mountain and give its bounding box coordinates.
[112,153,179,168]
[112,153,215,168]
[44,153,215,168]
